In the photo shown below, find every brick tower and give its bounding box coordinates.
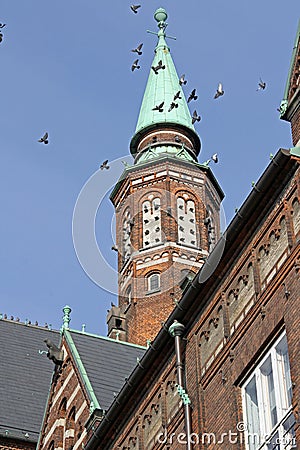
[107,8,224,346]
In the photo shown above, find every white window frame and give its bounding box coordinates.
[147,273,160,292]
[242,331,295,450]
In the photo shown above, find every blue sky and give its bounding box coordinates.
[0,0,299,337]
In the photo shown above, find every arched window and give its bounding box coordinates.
[147,273,160,292]
[122,209,132,263]
[177,197,197,247]
[205,207,216,252]
[58,397,67,418]
[142,197,162,247]
[125,285,132,304]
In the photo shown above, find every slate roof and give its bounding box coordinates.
[0,318,60,443]
[68,330,146,411]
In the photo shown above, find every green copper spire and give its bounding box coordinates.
[130,8,201,159]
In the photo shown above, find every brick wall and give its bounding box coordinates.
[110,157,223,345]
[291,102,300,146]
[38,341,90,450]
[0,439,35,450]
[98,166,300,450]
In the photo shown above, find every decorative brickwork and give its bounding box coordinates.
[87,159,300,450]
[108,155,223,345]
[38,342,90,450]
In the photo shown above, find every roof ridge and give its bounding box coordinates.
[68,328,147,349]
[64,329,101,412]
[0,316,59,332]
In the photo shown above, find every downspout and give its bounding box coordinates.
[169,320,193,450]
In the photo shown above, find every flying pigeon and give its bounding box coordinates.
[0,24,6,29]
[174,91,182,101]
[131,43,143,55]
[191,110,201,124]
[214,83,224,99]
[130,5,141,13]
[211,153,218,163]
[257,78,266,91]
[151,60,165,75]
[187,89,198,103]
[152,102,164,112]
[168,102,178,112]
[100,159,110,170]
[38,132,49,144]
[111,245,118,252]
[131,59,140,71]
[0,33,3,43]
[179,74,187,85]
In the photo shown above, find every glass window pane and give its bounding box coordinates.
[276,335,293,410]
[149,274,160,291]
[245,375,260,449]
[260,356,278,430]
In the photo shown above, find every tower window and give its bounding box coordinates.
[177,197,197,247]
[147,273,160,292]
[142,197,162,247]
[125,285,132,304]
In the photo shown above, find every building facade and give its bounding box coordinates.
[1,9,299,450]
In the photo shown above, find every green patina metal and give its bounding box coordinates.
[130,8,200,158]
[61,304,71,331]
[176,384,191,405]
[64,329,101,413]
[136,144,196,164]
[290,146,300,158]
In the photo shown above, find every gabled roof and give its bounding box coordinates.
[130,8,201,156]
[0,318,60,443]
[66,330,146,412]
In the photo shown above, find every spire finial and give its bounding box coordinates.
[147,8,176,44]
[154,7,168,28]
[62,305,71,330]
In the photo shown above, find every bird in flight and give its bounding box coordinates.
[174,91,182,101]
[257,78,266,91]
[179,74,187,86]
[211,153,218,163]
[192,110,201,124]
[131,43,143,56]
[187,89,198,103]
[152,102,164,112]
[168,102,178,112]
[38,132,49,144]
[131,59,140,71]
[214,83,224,99]
[0,23,6,29]
[0,33,3,43]
[151,60,165,75]
[100,160,110,170]
[130,5,141,13]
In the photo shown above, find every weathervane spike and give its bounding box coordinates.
[147,8,176,42]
